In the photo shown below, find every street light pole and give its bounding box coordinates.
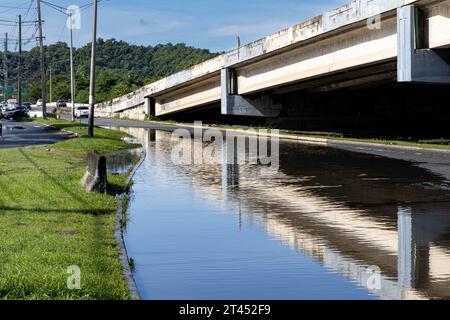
[87,0,98,137]
[18,15,22,108]
[69,12,76,121]
[49,67,52,104]
[3,32,8,103]
[36,0,47,118]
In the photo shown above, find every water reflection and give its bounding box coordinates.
[107,148,142,174]
[122,127,450,300]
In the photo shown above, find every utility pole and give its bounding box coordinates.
[69,12,76,121]
[18,15,22,107]
[3,33,8,103]
[49,67,52,104]
[237,36,241,60]
[88,0,98,137]
[36,0,47,118]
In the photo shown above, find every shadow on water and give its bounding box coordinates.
[120,127,450,300]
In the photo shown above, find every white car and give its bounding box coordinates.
[74,106,90,118]
[36,99,43,107]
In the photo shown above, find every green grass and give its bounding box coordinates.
[188,123,450,151]
[0,119,137,300]
[314,135,450,150]
[270,131,450,150]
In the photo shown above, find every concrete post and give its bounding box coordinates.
[221,68,282,117]
[81,152,108,193]
[144,97,155,118]
[221,68,232,115]
[397,6,415,82]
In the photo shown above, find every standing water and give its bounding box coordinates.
[119,127,450,300]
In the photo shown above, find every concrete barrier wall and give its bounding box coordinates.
[119,104,147,120]
[237,16,398,94]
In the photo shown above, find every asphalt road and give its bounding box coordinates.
[0,120,71,149]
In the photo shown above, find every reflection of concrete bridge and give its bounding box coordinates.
[129,128,450,299]
[96,0,450,121]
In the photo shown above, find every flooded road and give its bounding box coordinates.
[119,127,450,300]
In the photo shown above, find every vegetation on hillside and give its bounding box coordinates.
[0,39,218,103]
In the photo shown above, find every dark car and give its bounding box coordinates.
[0,105,6,119]
[3,106,29,120]
[22,102,32,110]
[3,108,16,119]
[56,100,67,108]
[16,106,29,117]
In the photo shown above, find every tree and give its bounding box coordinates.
[12,39,218,104]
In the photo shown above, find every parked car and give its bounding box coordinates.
[74,106,90,118]
[22,102,32,110]
[56,100,67,108]
[7,98,17,106]
[3,108,17,119]
[3,106,29,120]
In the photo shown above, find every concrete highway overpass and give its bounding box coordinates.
[95,0,450,123]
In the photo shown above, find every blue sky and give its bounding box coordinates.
[1,0,345,52]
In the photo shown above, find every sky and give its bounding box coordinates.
[0,0,345,53]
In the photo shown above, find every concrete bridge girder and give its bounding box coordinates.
[154,76,221,117]
[164,4,449,118]
[96,0,450,119]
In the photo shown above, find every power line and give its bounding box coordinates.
[0,5,32,10]
[0,36,38,44]
[0,1,34,15]
[23,0,35,20]
[22,11,37,41]
[40,0,67,15]
[41,0,106,16]
[17,0,35,51]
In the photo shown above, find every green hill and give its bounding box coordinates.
[0,38,218,103]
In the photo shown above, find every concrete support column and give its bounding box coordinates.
[144,97,156,118]
[397,5,450,83]
[110,102,114,118]
[221,68,232,115]
[397,207,413,289]
[221,68,282,117]
[397,207,431,293]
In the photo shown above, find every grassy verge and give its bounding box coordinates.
[0,119,138,300]
[184,122,450,151]
[200,124,450,150]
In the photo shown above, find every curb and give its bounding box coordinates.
[114,146,147,301]
[327,138,450,154]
